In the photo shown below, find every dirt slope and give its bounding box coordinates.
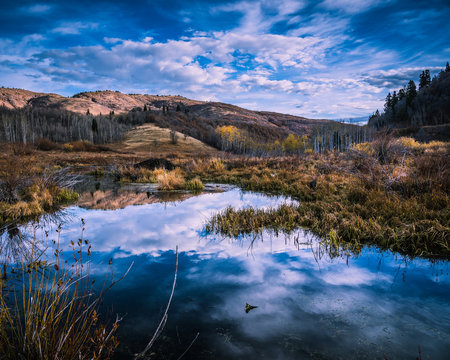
[0,88,45,109]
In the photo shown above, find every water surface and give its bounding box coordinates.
[5,186,450,359]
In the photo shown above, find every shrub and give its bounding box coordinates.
[35,138,61,151]
[170,129,178,145]
[11,143,35,155]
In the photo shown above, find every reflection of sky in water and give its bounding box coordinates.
[21,189,450,358]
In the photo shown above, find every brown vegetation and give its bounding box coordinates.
[0,152,79,226]
[200,138,449,258]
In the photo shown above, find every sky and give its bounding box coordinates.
[0,0,449,119]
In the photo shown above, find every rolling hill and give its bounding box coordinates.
[0,87,332,138]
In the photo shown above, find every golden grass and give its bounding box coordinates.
[185,177,204,192]
[113,123,218,158]
[157,169,186,190]
[199,146,450,258]
[0,226,120,359]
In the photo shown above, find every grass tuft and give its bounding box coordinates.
[185,177,204,192]
[157,169,186,190]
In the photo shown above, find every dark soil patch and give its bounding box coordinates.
[135,158,176,170]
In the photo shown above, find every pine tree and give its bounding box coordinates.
[419,70,431,89]
[406,80,417,105]
[143,104,148,112]
[446,62,450,72]
[384,92,392,112]
[391,91,398,108]
[176,104,181,112]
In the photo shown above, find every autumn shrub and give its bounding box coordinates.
[11,143,35,155]
[35,138,61,151]
[63,143,74,152]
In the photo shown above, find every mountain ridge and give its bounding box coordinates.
[0,87,332,137]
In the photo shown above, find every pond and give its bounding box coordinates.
[2,184,450,359]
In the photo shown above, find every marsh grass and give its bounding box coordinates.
[114,165,157,183]
[87,167,106,179]
[115,165,205,192]
[0,157,79,226]
[201,140,449,258]
[185,177,204,192]
[156,169,186,190]
[0,222,125,359]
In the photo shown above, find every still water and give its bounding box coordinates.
[9,185,450,359]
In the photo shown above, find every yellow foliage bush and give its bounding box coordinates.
[354,142,374,155]
[63,143,74,152]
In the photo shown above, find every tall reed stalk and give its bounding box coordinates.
[0,221,126,360]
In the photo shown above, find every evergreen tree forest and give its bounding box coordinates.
[369,62,450,129]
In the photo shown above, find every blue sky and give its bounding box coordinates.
[0,0,449,119]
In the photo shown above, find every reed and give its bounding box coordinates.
[0,223,125,359]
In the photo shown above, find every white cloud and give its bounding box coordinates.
[24,4,53,14]
[2,0,436,118]
[51,22,99,35]
[320,0,389,14]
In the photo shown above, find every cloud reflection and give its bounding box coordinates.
[19,187,450,359]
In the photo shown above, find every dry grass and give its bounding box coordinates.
[0,153,79,225]
[113,123,218,158]
[199,143,450,258]
[185,177,204,192]
[157,169,186,190]
[0,224,122,359]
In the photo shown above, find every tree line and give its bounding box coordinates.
[215,123,373,156]
[369,62,450,129]
[0,107,145,144]
[1,99,373,155]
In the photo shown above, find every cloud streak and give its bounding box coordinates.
[0,0,449,118]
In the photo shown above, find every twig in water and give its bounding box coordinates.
[135,246,179,359]
[176,332,200,360]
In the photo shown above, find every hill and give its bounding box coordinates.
[0,88,331,137]
[0,87,372,155]
[114,123,218,156]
